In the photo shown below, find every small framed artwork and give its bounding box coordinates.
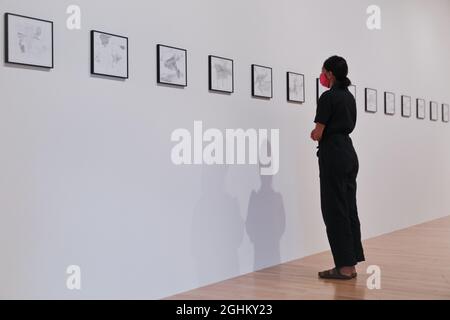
[251,64,272,99]
[416,99,426,119]
[316,78,329,102]
[287,72,305,103]
[208,55,234,93]
[5,13,54,68]
[157,44,187,87]
[91,30,128,79]
[365,88,377,113]
[401,95,412,118]
[349,84,356,99]
[430,101,439,121]
[442,104,449,123]
[384,92,395,115]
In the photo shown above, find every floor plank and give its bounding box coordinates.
[168,216,450,300]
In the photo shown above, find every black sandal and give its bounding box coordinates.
[318,268,357,280]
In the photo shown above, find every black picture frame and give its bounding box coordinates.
[442,104,450,123]
[90,30,129,79]
[365,88,377,113]
[384,91,396,115]
[401,95,412,118]
[5,12,54,69]
[416,98,426,120]
[208,55,234,93]
[251,64,273,99]
[157,44,188,87]
[287,72,305,103]
[430,101,439,121]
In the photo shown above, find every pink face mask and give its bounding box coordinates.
[320,72,331,88]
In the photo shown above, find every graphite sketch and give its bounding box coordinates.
[157,44,187,87]
[287,72,305,103]
[401,95,412,118]
[252,65,272,98]
[384,92,395,115]
[416,99,426,119]
[91,30,128,79]
[365,88,377,113]
[443,104,449,123]
[209,55,234,93]
[5,13,53,68]
[430,101,439,121]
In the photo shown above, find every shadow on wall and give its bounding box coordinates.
[246,171,286,271]
[191,165,244,286]
[246,140,286,271]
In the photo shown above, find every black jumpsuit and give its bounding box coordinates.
[314,85,365,268]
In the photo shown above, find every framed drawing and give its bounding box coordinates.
[384,91,395,115]
[157,44,187,87]
[208,55,234,93]
[251,64,272,98]
[91,30,128,79]
[443,104,449,123]
[430,101,439,121]
[401,95,412,118]
[348,84,356,99]
[316,78,329,102]
[365,88,377,113]
[5,13,54,68]
[287,72,305,103]
[416,98,426,119]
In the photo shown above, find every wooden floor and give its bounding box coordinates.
[169,216,450,300]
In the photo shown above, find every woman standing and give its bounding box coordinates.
[311,56,365,280]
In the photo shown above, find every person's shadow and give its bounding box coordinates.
[246,168,286,271]
[191,165,244,286]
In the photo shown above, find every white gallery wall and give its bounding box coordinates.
[0,0,449,299]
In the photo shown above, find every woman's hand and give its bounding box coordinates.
[311,128,321,141]
[311,123,326,142]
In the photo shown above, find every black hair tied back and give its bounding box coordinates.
[323,55,351,88]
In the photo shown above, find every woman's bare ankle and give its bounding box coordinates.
[339,266,356,275]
